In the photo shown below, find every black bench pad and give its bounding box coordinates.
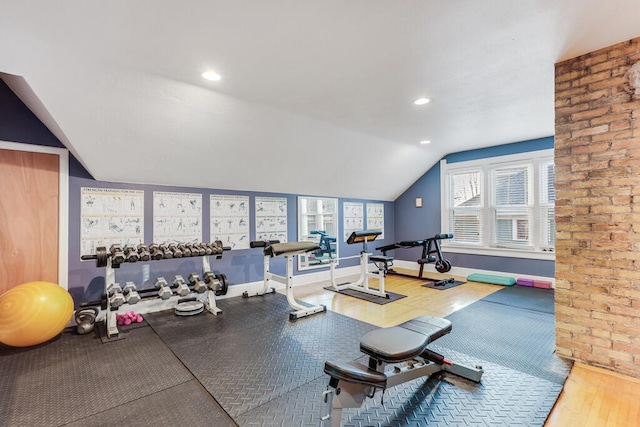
[369,255,394,263]
[360,316,451,363]
[324,360,387,389]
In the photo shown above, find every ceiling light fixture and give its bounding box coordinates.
[202,71,222,81]
[414,98,430,105]
[420,140,431,145]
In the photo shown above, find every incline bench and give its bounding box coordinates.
[320,316,484,426]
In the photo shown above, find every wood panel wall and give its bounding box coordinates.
[0,149,59,294]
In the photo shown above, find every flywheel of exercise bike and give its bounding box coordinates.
[435,259,452,273]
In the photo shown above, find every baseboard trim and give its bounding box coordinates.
[391,259,555,286]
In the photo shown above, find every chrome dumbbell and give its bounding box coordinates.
[148,243,164,261]
[137,244,151,262]
[124,245,139,263]
[109,244,125,264]
[187,273,208,294]
[154,277,173,300]
[107,283,125,308]
[168,243,183,258]
[173,275,190,296]
[123,282,141,304]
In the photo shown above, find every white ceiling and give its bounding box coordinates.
[1,1,639,201]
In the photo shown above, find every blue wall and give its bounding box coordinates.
[394,137,555,277]
[0,79,394,305]
[2,77,555,308]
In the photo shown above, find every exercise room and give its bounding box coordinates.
[1,2,639,426]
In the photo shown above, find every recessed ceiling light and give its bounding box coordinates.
[414,98,430,105]
[420,140,431,145]
[202,71,221,81]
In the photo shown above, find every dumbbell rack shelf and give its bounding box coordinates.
[81,242,229,339]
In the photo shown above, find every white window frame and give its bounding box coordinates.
[440,149,555,261]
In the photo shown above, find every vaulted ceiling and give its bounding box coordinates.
[1,1,639,200]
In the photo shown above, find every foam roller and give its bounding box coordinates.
[467,273,516,286]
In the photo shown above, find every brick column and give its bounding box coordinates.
[555,38,640,378]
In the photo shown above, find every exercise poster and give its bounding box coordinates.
[343,202,364,242]
[255,196,288,242]
[80,187,144,255]
[153,191,202,244]
[210,194,250,250]
[366,202,385,239]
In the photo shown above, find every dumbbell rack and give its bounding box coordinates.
[82,242,229,339]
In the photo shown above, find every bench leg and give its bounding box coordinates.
[320,380,369,427]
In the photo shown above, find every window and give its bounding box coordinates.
[441,149,554,260]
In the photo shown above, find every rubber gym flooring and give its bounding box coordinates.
[0,287,569,426]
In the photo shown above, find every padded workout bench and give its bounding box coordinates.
[246,240,327,320]
[321,316,484,426]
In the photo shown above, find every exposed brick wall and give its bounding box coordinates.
[555,38,640,378]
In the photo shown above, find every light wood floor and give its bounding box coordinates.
[287,270,640,427]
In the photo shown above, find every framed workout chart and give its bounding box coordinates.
[255,196,288,242]
[210,194,250,250]
[80,187,145,255]
[366,202,385,239]
[152,191,202,244]
[343,202,364,242]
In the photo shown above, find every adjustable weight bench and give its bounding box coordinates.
[245,240,327,320]
[320,316,484,426]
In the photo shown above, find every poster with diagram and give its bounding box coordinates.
[153,192,202,244]
[366,202,385,239]
[80,187,145,255]
[343,202,364,242]
[210,194,250,249]
[255,196,288,242]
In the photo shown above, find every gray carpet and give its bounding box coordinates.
[439,292,570,385]
[481,285,555,314]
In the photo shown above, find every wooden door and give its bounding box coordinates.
[0,149,59,294]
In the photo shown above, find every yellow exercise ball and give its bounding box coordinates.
[0,281,74,347]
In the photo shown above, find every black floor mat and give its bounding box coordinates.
[0,325,227,427]
[65,380,236,427]
[481,285,555,314]
[0,291,569,427]
[323,285,406,304]
[239,348,563,427]
[439,299,571,384]
[145,293,378,418]
[421,278,466,290]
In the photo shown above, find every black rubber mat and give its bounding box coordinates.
[323,285,406,304]
[0,290,568,426]
[65,380,236,427]
[439,300,571,384]
[481,285,555,314]
[0,325,226,427]
[421,278,466,290]
[239,348,563,426]
[146,293,378,418]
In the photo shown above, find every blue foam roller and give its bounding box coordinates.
[467,273,516,286]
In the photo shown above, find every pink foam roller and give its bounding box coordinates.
[135,315,143,323]
[533,280,552,289]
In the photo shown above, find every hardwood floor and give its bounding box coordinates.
[288,270,640,427]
